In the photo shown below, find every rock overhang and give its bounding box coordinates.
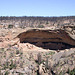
[17,28,75,50]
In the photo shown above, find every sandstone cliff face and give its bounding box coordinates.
[17,28,75,50]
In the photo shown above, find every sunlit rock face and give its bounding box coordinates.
[17,29,75,50]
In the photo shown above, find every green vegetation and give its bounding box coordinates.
[8,24,13,28]
[37,25,44,28]
[16,50,19,54]
[19,73,24,75]
[46,21,49,24]
[37,53,42,65]
[3,60,16,70]
[45,57,49,69]
[30,25,34,28]
[9,60,16,70]
[0,48,4,52]
[59,71,64,75]
[67,68,75,75]
[46,52,55,55]
[5,71,9,75]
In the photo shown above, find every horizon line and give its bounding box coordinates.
[0,15,75,17]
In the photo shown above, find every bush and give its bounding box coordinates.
[46,21,49,24]
[37,53,42,65]
[5,71,9,75]
[45,57,49,70]
[8,24,13,28]
[16,50,19,54]
[67,68,75,75]
[9,60,16,70]
[37,25,44,28]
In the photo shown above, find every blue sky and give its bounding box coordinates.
[0,0,75,16]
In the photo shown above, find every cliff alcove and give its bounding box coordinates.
[17,29,75,50]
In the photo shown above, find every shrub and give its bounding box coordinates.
[9,60,16,70]
[37,25,44,28]
[45,57,49,70]
[67,68,75,75]
[59,71,64,75]
[5,71,9,75]
[37,53,42,65]
[46,21,49,24]
[30,25,34,28]
[3,61,9,69]
[19,73,24,75]
[16,50,19,54]
[8,24,13,28]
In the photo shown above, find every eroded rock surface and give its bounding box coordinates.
[17,26,75,50]
[0,26,75,50]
